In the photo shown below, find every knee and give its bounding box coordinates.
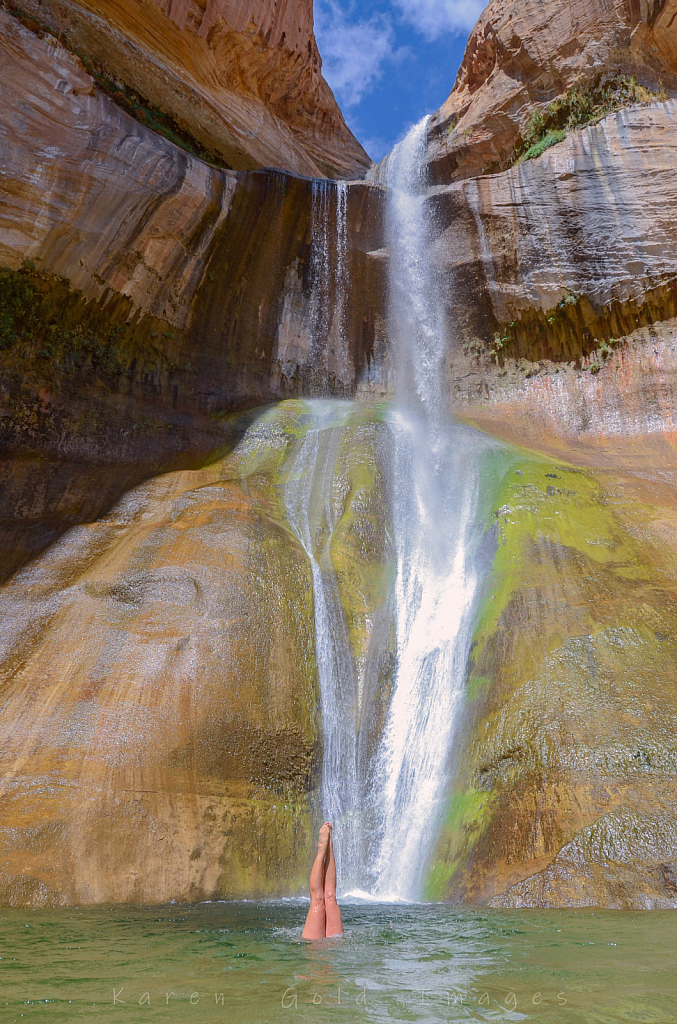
[309,884,325,904]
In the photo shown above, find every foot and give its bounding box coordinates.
[318,822,331,857]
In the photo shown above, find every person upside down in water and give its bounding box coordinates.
[302,822,344,939]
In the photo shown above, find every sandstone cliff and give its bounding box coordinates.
[425,100,677,465]
[4,0,371,178]
[6,0,677,913]
[414,1,677,909]
[0,8,385,581]
[0,401,394,905]
[0,410,320,905]
[428,452,677,910]
[426,0,677,184]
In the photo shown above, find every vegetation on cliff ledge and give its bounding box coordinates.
[0,262,190,392]
[515,76,668,164]
[0,262,127,379]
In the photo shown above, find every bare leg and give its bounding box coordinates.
[302,823,330,940]
[324,824,344,937]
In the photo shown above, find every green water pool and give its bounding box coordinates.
[2,902,676,1022]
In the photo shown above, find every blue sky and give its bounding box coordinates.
[314,0,484,162]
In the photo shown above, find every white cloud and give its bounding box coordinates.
[394,0,484,40]
[314,1,395,108]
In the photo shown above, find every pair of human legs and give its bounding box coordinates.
[302,822,344,939]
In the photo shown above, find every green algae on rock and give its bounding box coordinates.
[426,452,677,908]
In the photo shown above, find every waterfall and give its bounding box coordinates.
[284,128,490,901]
[284,402,363,891]
[308,180,348,366]
[284,181,362,889]
[367,119,487,900]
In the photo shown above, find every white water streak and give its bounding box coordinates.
[286,137,487,900]
[284,184,361,887]
[370,118,483,900]
[309,180,348,358]
[284,402,362,890]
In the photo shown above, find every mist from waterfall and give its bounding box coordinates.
[284,132,491,901]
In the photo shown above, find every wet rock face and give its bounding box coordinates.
[433,102,677,350]
[425,0,677,184]
[0,401,394,905]
[0,409,321,905]
[427,457,677,909]
[0,9,386,580]
[424,100,677,470]
[7,0,371,178]
[414,0,677,909]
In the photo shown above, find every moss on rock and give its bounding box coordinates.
[514,76,668,164]
[427,451,677,907]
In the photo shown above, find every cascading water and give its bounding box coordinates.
[308,180,348,361]
[365,118,488,901]
[284,401,363,891]
[284,128,492,901]
[283,183,364,890]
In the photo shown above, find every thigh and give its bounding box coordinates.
[302,900,327,940]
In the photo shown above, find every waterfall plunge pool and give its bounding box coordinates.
[3,901,676,1022]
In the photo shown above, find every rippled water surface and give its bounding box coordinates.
[2,902,675,1022]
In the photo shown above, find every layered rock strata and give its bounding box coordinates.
[425,0,677,184]
[5,0,371,178]
[0,8,385,580]
[404,99,677,473]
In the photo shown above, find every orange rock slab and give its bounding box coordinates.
[0,456,318,905]
[8,0,371,178]
[426,0,677,184]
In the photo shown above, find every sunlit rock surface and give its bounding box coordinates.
[427,454,677,909]
[7,0,371,178]
[427,100,677,466]
[413,11,677,905]
[372,94,677,466]
[0,401,394,905]
[0,406,322,904]
[425,0,677,184]
[403,0,677,899]
[457,322,677,477]
[430,91,677,902]
[435,102,677,347]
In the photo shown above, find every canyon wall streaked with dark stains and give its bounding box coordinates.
[0,9,385,581]
[429,100,677,468]
[4,0,677,908]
